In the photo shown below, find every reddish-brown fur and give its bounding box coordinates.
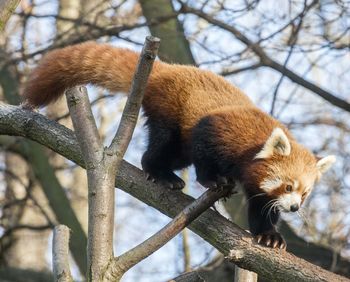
[23,42,334,249]
[22,42,319,190]
[23,42,252,139]
[23,41,319,194]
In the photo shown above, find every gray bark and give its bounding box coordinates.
[52,225,73,282]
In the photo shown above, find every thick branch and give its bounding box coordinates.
[106,188,231,280]
[65,87,113,281]
[0,104,348,281]
[52,225,73,282]
[179,3,350,113]
[139,0,196,64]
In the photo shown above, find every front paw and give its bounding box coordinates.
[144,171,185,190]
[199,175,236,191]
[255,231,286,249]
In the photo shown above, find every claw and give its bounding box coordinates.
[280,241,287,250]
[272,240,279,249]
[265,237,271,247]
[255,231,286,249]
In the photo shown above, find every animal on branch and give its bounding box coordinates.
[22,42,336,249]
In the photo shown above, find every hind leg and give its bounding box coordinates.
[141,120,186,190]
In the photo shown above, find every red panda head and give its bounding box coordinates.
[245,128,336,212]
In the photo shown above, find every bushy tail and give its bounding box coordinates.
[23,42,156,107]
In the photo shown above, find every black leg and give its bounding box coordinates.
[142,120,186,190]
[192,116,236,190]
[248,196,286,249]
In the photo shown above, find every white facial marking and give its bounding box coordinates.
[255,128,291,159]
[278,192,301,212]
[260,178,283,192]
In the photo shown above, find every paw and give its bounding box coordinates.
[199,175,236,192]
[144,171,185,190]
[255,231,286,249]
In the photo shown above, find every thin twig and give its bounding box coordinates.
[52,225,73,282]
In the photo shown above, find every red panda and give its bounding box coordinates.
[22,42,336,249]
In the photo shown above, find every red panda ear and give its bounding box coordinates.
[316,155,336,174]
[255,128,291,159]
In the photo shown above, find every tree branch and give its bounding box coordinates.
[109,35,160,163]
[0,0,21,31]
[1,104,348,281]
[105,188,232,280]
[65,87,102,167]
[65,86,113,281]
[63,36,160,280]
[52,225,73,282]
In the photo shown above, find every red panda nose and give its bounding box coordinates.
[290,204,299,212]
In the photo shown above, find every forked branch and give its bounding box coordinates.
[65,36,160,281]
[105,188,234,280]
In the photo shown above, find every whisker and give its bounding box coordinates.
[246,192,267,202]
[267,202,276,225]
[262,199,278,215]
[297,209,310,228]
[272,201,280,213]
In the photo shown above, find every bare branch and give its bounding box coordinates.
[65,86,102,167]
[0,0,21,31]
[65,86,113,281]
[221,63,262,76]
[62,36,159,280]
[105,188,232,280]
[0,103,348,281]
[52,225,73,282]
[109,35,160,162]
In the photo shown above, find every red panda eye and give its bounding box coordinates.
[286,185,293,192]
